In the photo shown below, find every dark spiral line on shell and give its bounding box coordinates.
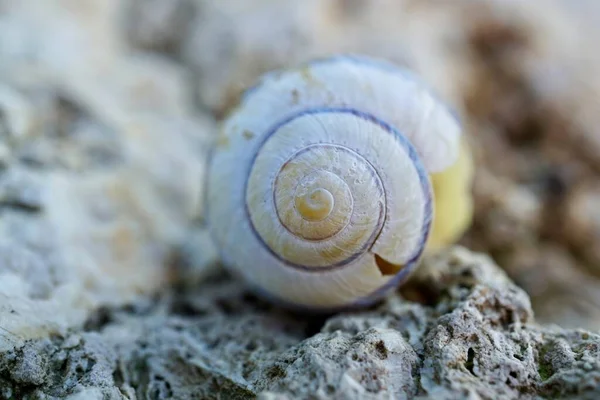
[273,143,383,242]
[243,107,432,274]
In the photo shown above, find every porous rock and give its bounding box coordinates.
[1,247,599,399]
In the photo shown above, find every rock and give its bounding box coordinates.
[179,0,339,116]
[563,183,600,268]
[1,247,600,399]
[170,227,220,289]
[254,328,420,399]
[0,0,217,352]
[124,0,195,54]
[0,0,122,78]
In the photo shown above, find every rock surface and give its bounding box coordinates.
[1,247,600,399]
[0,0,216,351]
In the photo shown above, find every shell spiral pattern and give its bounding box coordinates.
[207,55,462,310]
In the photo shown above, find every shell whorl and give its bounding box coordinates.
[207,55,461,310]
[245,107,432,272]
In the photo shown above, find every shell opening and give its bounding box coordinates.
[374,254,404,276]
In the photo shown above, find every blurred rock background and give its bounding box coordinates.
[2,0,600,398]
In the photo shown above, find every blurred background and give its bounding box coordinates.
[2,0,600,336]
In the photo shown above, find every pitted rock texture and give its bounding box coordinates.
[1,247,599,399]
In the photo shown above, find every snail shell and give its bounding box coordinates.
[207,55,467,311]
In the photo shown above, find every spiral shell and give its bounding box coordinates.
[207,55,463,310]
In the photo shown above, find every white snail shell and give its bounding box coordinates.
[207,55,461,311]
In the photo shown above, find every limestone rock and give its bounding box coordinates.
[0,0,217,352]
[2,247,600,399]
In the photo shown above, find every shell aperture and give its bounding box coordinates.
[207,55,462,310]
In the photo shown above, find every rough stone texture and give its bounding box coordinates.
[1,247,600,399]
[0,0,216,350]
